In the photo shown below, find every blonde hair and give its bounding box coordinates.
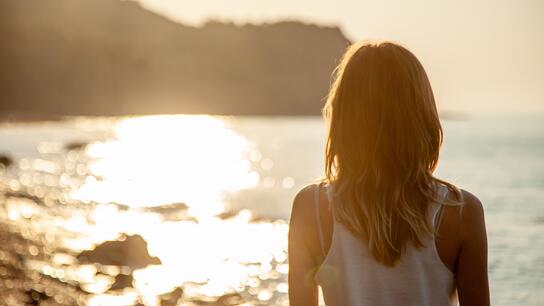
[323,41,461,266]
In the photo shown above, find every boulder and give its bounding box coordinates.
[77,234,161,269]
[159,287,183,306]
[0,154,13,168]
[109,273,133,290]
[64,141,88,151]
[145,202,188,215]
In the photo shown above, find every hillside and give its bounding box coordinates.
[0,0,351,117]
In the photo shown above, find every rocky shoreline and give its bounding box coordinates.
[0,122,290,306]
[0,219,86,306]
[0,188,268,306]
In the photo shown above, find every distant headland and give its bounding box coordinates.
[0,0,352,118]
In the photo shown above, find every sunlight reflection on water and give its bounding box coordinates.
[72,115,259,213]
[5,115,289,305]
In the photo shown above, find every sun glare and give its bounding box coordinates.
[58,115,289,304]
[71,115,259,212]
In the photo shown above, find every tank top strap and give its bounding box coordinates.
[314,183,327,257]
[432,184,449,230]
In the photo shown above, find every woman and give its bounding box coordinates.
[288,41,489,306]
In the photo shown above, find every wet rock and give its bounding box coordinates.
[145,202,188,215]
[0,154,13,168]
[113,203,131,211]
[192,293,244,306]
[77,234,161,269]
[5,191,44,205]
[217,210,239,220]
[144,202,191,221]
[64,141,88,151]
[159,287,183,306]
[216,293,243,305]
[109,273,133,290]
[24,288,49,305]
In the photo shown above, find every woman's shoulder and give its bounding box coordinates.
[291,183,320,218]
[295,183,320,199]
[443,187,484,214]
[442,188,486,240]
[457,189,483,209]
[458,189,486,236]
[288,184,324,256]
[290,182,331,226]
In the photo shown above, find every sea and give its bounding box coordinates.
[0,114,542,305]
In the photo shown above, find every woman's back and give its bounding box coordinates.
[314,183,457,306]
[289,181,488,306]
[287,41,489,306]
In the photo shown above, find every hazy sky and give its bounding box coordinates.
[136,0,544,114]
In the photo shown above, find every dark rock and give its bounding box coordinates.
[216,293,243,305]
[64,141,88,151]
[113,203,131,211]
[5,191,44,205]
[145,202,188,215]
[24,288,49,305]
[191,293,244,306]
[0,154,13,168]
[217,210,239,220]
[109,273,133,290]
[77,234,161,269]
[144,203,192,222]
[159,287,183,306]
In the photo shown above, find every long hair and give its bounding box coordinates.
[323,41,461,266]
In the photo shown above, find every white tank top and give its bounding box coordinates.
[314,183,459,306]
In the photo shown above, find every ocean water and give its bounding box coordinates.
[0,114,542,305]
